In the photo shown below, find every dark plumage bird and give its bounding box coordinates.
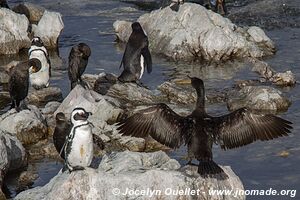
[118,22,152,84]
[68,43,91,90]
[0,0,9,8]
[117,77,293,177]
[8,58,41,112]
[204,0,227,15]
[53,112,72,159]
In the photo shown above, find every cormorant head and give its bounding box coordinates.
[31,37,44,47]
[78,43,91,59]
[131,22,143,32]
[56,112,66,122]
[28,58,42,73]
[188,76,204,90]
[71,107,92,125]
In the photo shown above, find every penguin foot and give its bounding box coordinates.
[79,80,89,89]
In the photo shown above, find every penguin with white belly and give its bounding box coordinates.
[28,37,51,90]
[64,108,93,172]
[118,22,152,84]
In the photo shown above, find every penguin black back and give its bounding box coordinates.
[68,43,91,90]
[53,112,72,159]
[118,22,152,83]
[8,58,41,111]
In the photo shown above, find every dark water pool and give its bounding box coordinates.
[1,1,300,200]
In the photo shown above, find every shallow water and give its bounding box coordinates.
[1,1,300,200]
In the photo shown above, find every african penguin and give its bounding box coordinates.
[28,37,51,90]
[118,22,152,84]
[68,43,91,90]
[53,112,72,160]
[0,0,9,8]
[64,108,93,172]
[8,58,41,112]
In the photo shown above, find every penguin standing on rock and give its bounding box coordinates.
[28,37,51,90]
[64,108,93,172]
[68,43,91,90]
[118,22,152,84]
[8,58,41,112]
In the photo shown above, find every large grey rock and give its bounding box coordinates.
[0,130,27,172]
[0,130,27,197]
[114,3,275,62]
[0,106,48,145]
[227,86,291,112]
[55,85,123,128]
[26,87,63,107]
[0,8,31,55]
[32,10,64,48]
[15,151,245,200]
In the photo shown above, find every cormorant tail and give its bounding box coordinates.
[198,161,228,179]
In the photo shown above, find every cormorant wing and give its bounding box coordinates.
[68,52,81,82]
[212,108,292,150]
[141,43,152,73]
[117,103,192,148]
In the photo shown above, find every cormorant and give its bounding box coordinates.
[8,58,41,112]
[118,22,152,84]
[68,43,91,90]
[0,0,9,8]
[117,77,293,177]
[53,112,72,159]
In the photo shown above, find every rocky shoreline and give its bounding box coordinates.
[0,0,297,199]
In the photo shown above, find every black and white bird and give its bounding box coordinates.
[28,37,51,90]
[8,58,41,112]
[118,22,152,84]
[53,112,72,160]
[64,108,93,172]
[117,77,293,177]
[68,43,91,90]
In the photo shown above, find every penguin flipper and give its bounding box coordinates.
[141,46,152,74]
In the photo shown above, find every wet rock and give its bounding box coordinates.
[15,151,245,200]
[32,10,64,49]
[13,3,45,24]
[118,136,146,152]
[0,105,48,145]
[248,58,296,86]
[227,86,291,112]
[0,9,31,55]
[55,85,123,128]
[26,87,63,107]
[228,0,300,30]
[114,3,275,62]
[106,83,156,105]
[0,130,27,172]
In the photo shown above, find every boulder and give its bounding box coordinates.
[0,105,48,145]
[41,101,61,136]
[0,8,31,55]
[227,86,291,112]
[15,151,245,200]
[114,3,275,62]
[0,130,27,172]
[13,3,45,24]
[55,85,123,128]
[26,87,63,107]
[32,10,64,49]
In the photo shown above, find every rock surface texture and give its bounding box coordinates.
[0,8,31,55]
[114,3,275,62]
[227,86,291,112]
[0,106,48,145]
[15,151,245,200]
